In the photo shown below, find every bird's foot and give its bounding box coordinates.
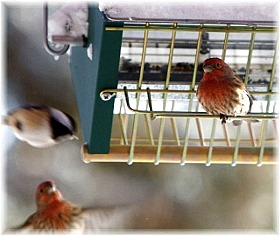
[220,114,228,124]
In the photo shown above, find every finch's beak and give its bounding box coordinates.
[203,64,213,73]
[47,183,57,194]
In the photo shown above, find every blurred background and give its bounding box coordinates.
[2,2,278,233]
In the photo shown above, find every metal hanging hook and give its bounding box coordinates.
[43,2,70,56]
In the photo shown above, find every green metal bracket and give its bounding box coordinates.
[70,4,123,154]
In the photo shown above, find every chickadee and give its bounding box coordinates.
[2,105,77,148]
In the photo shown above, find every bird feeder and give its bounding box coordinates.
[44,3,278,166]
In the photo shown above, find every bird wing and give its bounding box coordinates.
[245,90,254,113]
[49,110,75,141]
[11,213,35,232]
[82,193,176,231]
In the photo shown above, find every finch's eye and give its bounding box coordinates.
[216,63,221,68]
[40,189,43,193]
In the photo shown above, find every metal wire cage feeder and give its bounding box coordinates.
[44,3,278,166]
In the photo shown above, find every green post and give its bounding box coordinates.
[70,4,123,154]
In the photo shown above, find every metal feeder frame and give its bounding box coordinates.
[44,4,279,166]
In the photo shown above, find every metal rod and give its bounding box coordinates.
[118,114,128,145]
[258,102,265,149]
[110,136,276,146]
[151,113,277,120]
[122,37,275,44]
[272,102,278,138]
[146,87,153,114]
[221,25,230,60]
[196,104,206,146]
[121,38,276,51]
[51,35,85,46]
[144,114,155,145]
[244,31,256,85]
[221,28,231,148]
[232,125,242,166]
[258,120,268,167]
[232,31,256,165]
[181,29,203,165]
[127,111,139,163]
[267,34,279,91]
[155,118,166,165]
[118,99,128,145]
[164,25,177,87]
[196,119,205,146]
[43,2,70,56]
[128,25,149,165]
[122,93,278,120]
[181,112,192,165]
[190,32,203,89]
[100,88,277,98]
[155,23,177,165]
[82,144,277,164]
[247,122,257,147]
[145,97,155,145]
[258,34,279,167]
[122,98,129,144]
[106,25,276,33]
[222,124,231,147]
[170,118,180,146]
[206,119,217,166]
[170,101,180,146]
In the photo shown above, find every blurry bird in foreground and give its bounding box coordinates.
[196,57,258,126]
[11,180,176,233]
[1,105,77,147]
[13,180,84,232]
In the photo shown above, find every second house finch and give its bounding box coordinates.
[12,181,177,233]
[15,180,85,233]
[196,57,255,125]
[2,104,77,147]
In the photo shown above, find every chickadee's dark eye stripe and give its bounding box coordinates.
[15,120,23,131]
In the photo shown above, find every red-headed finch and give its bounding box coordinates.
[12,181,176,233]
[15,180,84,232]
[196,58,256,125]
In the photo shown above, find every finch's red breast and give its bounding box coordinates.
[17,180,85,232]
[197,58,252,118]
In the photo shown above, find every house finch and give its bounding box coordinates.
[15,180,85,233]
[196,57,255,125]
[2,104,77,147]
[12,181,176,233]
